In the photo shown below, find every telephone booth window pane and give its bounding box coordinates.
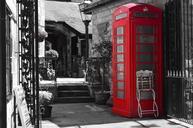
[117,45,124,53]
[136,26,154,34]
[117,27,124,34]
[117,54,124,62]
[137,54,153,62]
[117,72,124,80]
[137,64,153,71]
[117,63,124,71]
[136,45,154,53]
[117,91,124,99]
[117,36,123,44]
[136,35,155,43]
[117,82,124,89]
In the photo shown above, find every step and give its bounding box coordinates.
[58,90,90,97]
[57,85,88,91]
[57,83,86,86]
[55,97,95,103]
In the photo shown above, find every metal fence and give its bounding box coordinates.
[165,0,193,124]
[16,0,40,127]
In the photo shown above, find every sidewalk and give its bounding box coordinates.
[41,103,193,128]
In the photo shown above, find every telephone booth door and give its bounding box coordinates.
[132,20,163,118]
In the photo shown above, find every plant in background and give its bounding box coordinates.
[39,90,53,118]
[45,48,59,80]
[92,40,112,88]
[39,91,53,106]
[45,49,59,60]
[90,40,112,104]
[92,40,112,62]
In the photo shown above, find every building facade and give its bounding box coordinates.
[45,1,92,78]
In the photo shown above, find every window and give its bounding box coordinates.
[117,72,124,80]
[117,63,124,71]
[117,82,124,89]
[117,36,124,44]
[117,54,124,62]
[117,27,124,35]
[117,91,124,98]
[136,35,155,43]
[6,8,12,98]
[117,45,124,53]
[114,26,125,99]
[136,26,154,34]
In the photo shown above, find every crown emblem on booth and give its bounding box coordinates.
[143,7,148,12]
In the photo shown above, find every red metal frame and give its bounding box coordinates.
[112,3,163,118]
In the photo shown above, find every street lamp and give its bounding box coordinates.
[79,0,92,58]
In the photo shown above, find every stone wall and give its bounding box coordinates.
[91,0,132,53]
[91,0,166,51]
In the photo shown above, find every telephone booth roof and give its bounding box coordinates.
[113,3,162,20]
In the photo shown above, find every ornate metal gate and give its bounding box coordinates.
[165,0,193,124]
[17,0,40,127]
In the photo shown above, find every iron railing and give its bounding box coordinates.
[16,0,39,127]
[165,0,193,124]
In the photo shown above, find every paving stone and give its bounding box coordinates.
[137,119,186,128]
[80,121,142,128]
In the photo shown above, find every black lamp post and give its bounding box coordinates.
[79,0,92,58]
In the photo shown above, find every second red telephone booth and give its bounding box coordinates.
[112,3,163,118]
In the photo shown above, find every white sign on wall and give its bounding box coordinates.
[14,86,33,128]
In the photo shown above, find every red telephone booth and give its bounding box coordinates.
[112,3,163,118]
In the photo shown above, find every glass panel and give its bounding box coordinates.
[136,35,155,43]
[117,91,124,99]
[139,91,153,100]
[136,64,153,71]
[117,54,124,62]
[117,36,123,44]
[136,26,154,34]
[136,45,154,53]
[117,82,124,89]
[133,12,158,18]
[117,27,124,35]
[137,54,153,62]
[117,63,124,71]
[117,45,124,53]
[117,72,124,80]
